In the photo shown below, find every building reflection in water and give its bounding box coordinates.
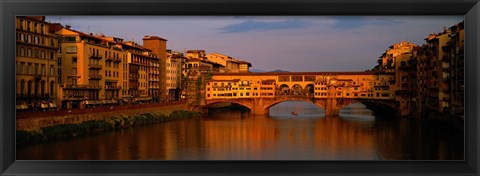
[16,101,463,160]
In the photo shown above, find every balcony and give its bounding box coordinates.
[89,55,102,60]
[113,57,122,62]
[88,64,102,69]
[105,57,114,61]
[63,94,86,101]
[105,85,121,90]
[149,70,159,74]
[89,74,102,80]
[63,84,102,90]
[129,75,140,80]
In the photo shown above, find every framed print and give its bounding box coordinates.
[1,0,479,175]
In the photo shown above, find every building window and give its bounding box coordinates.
[50,81,55,96]
[40,50,45,59]
[64,36,76,42]
[66,46,77,53]
[72,68,77,75]
[27,80,32,97]
[72,57,77,63]
[19,19,24,29]
[50,65,55,76]
[34,64,39,75]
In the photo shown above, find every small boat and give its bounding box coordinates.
[291,111,298,115]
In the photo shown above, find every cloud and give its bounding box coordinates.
[331,16,401,30]
[217,19,312,33]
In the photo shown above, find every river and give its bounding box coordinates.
[16,101,464,160]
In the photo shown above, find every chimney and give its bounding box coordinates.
[65,25,71,29]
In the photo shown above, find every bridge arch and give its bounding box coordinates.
[292,84,303,95]
[305,84,314,95]
[278,84,290,95]
[205,100,253,112]
[336,99,399,116]
[264,99,326,113]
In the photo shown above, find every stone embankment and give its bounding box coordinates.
[17,101,189,131]
[16,102,201,146]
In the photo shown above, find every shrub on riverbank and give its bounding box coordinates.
[16,110,201,146]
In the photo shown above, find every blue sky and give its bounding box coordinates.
[46,16,463,72]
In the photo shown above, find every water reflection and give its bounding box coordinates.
[339,102,375,122]
[269,100,325,120]
[16,101,464,160]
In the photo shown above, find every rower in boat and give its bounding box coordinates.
[291,111,298,115]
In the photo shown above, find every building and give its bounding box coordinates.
[186,50,206,59]
[142,36,168,102]
[16,16,60,111]
[166,50,186,101]
[52,25,127,109]
[420,28,452,114]
[397,22,464,117]
[377,41,417,73]
[122,41,160,103]
[442,22,465,115]
[205,52,251,73]
[238,61,252,73]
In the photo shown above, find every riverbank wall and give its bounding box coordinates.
[16,102,191,131]
[16,108,201,146]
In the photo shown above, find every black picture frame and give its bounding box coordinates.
[1,0,479,175]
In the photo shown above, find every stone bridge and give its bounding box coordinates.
[197,71,399,116]
[205,95,397,116]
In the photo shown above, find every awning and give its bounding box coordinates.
[16,105,28,110]
[84,100,100,105]
[49,103,57,108]
[40,103,49,109]
[133,97,152,102]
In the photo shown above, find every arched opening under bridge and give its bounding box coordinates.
[268,100,325,119]
[205,102,252,116]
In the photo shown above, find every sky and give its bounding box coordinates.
[45,16,463,72]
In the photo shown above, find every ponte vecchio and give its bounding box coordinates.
[203,71,398,116]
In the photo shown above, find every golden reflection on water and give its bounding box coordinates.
[16,102,463,160]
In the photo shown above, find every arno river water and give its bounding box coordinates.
[16,101,464,160]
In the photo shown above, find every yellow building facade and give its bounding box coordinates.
[53,26,127,109]
[16,16,60,111]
